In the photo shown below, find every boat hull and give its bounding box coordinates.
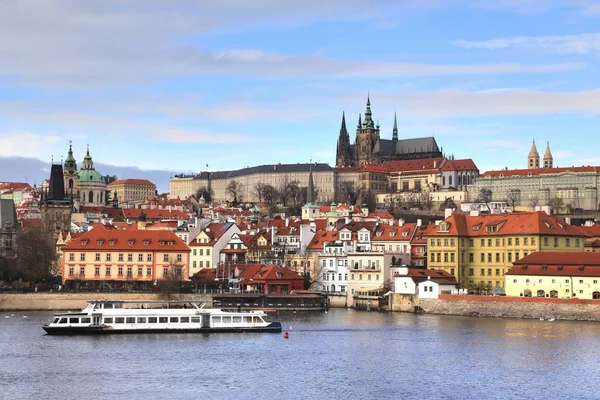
[43,322,282,335]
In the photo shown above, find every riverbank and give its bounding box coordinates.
[0,293,213,311]
[390,293,600,321]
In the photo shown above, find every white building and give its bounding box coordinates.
[317,240,353,293]
[393,267,458,299]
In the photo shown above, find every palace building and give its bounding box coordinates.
[335,96,442,167]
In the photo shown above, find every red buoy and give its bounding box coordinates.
[284,331,289,339]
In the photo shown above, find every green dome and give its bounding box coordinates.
[78,169,103,182]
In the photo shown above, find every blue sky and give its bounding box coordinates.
[0,0,599,178]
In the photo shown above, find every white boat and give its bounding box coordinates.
[43,300,282,335]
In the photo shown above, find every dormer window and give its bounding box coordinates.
[390,230,396,237]
[96,240,104,245]
[128,240,135,245]
[276,272,283,278]
[472,224,482,231]
[439,223,449,232]
[486,225,497,232]
[159,241,165,246]
[168,241,174,246]
[81,240,88,245]
[108,240,116,245]
[143,240,150,246]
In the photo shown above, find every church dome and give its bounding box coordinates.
[78,169,104,182]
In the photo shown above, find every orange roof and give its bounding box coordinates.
[428,212,585,237]
[307,230,341,249]
[62,224,190,252]
[482,165,599,178]
[372,223,417,242]
[513,251,600,266]
[384,158,445,173]
[107,179,155,186]
[411,224,442,245]
[360,164,389,173]
[398,268,458,285]
[0,182,33,191]
[367,212,394,219]
[577,224,600,239]
[440,158,478,172]
[124,209,190,220]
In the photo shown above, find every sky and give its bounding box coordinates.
[0,0,599,179]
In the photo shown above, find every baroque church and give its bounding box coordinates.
[62,142,109,208]
[335,96,442,167]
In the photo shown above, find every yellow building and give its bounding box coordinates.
[61,224,190,288]
[505,252,600,299]
[107,179,156,205]
[346,251,392,307]
[427,211,586,291]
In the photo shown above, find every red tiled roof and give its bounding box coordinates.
[340,220,378,232]
[514,251,600,266]
[587,239,600,248]
[307,230,341,249]
[411,224,438,245]
[440,158,478,172]
[367,212,394,219]
[62,224,190,252]
[399,268,458,285]
[123,209,190,220]
[506,264,600,277]
[361,164,389,173]
[107,179,155,186]
[482,166,599,178]
[428,212,584,237]
[0,182,33,191]
[372,223,417,242]
[384,158,445,173]
[577,224,600,239]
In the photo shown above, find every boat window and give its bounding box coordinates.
[232,316,242,323]
[169,317,178,323]
[221,316,230,323]
[137,317,147,323]
[253,317,262,324]
[69,317,79,324]
[180,317,190,323]
[53,318,60,323]
[148,317,158,323]
[243,316,252,323]
[81,318,91,324]
[191,317,200,323]
[159,317,168,323]
[59,318,68,324]
[104,317,114,324]
[115,317,125,324]
[126,317,135,324]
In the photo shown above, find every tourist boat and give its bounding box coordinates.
[43,300,282,335]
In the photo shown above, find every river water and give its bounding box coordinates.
[1,309,599,400]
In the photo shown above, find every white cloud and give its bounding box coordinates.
[454,33,600,53]
[376,88,600,118]
[0,132,64,159]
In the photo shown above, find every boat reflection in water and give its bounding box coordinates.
[42,300,282,335]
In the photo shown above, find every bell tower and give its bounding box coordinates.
[543,141,553,169]
[527,140,540,169]
[355,95,380,166]
[63,141,78,199]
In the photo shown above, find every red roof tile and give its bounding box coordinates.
[482,166,599,178]
[107,179,155,186]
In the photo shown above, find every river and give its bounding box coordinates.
[1,309,599,400]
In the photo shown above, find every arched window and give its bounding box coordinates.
[330,284,336,292]
[536,289,545,298]
[88,190,94,204]
[68,179,73,189]
[593,291,600,300]
[523,289,532,297]
[442,176,446,186]
[550,290,559,298]
[449,176,453,186]
[458,175,462,186]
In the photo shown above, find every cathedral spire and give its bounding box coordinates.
[543,141,553,169]
[527,139,540,169]
[363,94,374,129]
[392,111,398,142]
[336,112,352,167]
[357,113,362,129]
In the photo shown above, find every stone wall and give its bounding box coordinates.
[389,293,600,321]
[0,293,213,311]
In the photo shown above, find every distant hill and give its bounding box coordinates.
[0,156,178,193]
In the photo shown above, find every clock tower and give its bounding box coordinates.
[63,141,78,199]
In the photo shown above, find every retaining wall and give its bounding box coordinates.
[390,294,600,321]
[0,293,213,311]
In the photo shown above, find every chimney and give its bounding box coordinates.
[389,218,394,226]
[535,205,542,212]
[565,217,571,225]
[444,208,454,219]
[541,205,551,215]
[416,219,422,227]
[285,217,289,227]
[433,160,437,168]
[398,218,405,227]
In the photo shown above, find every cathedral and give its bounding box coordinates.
[335,96,442,167]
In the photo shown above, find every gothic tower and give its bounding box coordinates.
[335,112,352,167]
[392,111,398,144]
[527,140,540,169]
[63,141,78,199]
[355,95,380,166]
[543,141,553,169]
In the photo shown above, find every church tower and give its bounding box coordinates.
[527,140,540,169]
[63,141,78,199]
[355,95,380,166]
[543,141,553,169]
[335,112,352,167]
[392,111,398,144]
[302,163,320,220]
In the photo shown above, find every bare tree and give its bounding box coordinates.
[156,259,185,298]
[422,192,433,211]
[262,184,278,205]
[337,180,360,205]
[529,196,540,209]
[251,183,266,203]
[469,281,492,296]
[15,228,58,282]
[507,189,520,209]
[226,180,243,204]
[439,197,457,211]
[276,175,291,206]
[476,188,493,212]
[196,186,214,203]
[547,197,564,214]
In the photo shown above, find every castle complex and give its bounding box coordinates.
[335,96,442,167]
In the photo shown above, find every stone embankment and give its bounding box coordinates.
[390,294,600,322]
[0,293,213,311]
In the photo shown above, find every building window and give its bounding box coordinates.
[544,237,549,246]
[79,266,85,275]
[106,253,111,261]
[469,253,474,262]
[523,238,528,246]
[127,267,132,276]
[207,249,210,256]
[469,268,473,276]
[444,253,448,262]
[147,254,152,262]
[199,249,203,256]
[68,266,74,275]
[147,267,152,276]
[436,253,441,262]
[469,239,474,247]
[566,238,571,247]
[508,253,512,262]
[576,239,580,247]
[495,253,500,263]
[206,261,210,268]
[106,267,111,275]
[481,239,485,247]
[94,267,100,275]
[532,237,536,246]
[163,254,168,262]
[118,267,123,275]
[137,267,143,276]
[69,253,74,261]
[515,238,520,246]
[508,238,512,246]
[118,253,124,261]
[487,253,492,263]
[480,269,485,276]
[496,269,500,276]
[480,253,485,262]
[450,253,455,262]
[94,253,100,261]
[450,268,455,276]
[127,254,133,262]
[177,254,182,262]
[163,267,168,276]
[430,253,435,262]
[79,253,85,261]
[138,254,143,261]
